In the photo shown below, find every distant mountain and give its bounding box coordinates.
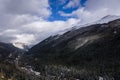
[22,18,120,79]
[74,15,120,29]
[59,15,120,37]
[0,42,40,80]
[0,42,21,61]
[12,42,29,51]
[96,15,120,24]
[1,15,120,79]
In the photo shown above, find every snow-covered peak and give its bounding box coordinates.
[96,15,120,24]
[12,42,28,50]
[73,15,120,29]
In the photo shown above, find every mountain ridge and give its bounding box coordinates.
[19,17,120,79]
[0,15,120,79]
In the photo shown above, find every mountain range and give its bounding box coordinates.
[0,15,120,79]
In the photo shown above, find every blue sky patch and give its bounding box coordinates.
[48,0,87,21]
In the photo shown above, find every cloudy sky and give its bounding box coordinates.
[0,0,120,45]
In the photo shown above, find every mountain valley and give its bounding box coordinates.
[0,16,120,80]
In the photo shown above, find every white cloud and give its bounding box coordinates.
[19,18,80,44]
[0,0,51,29]
[0,0,52,45]
[0,16,80,45]
[85,0,120,15]
[0,0,51,18]
[60,0,120,24]
[1,0,120,45]
[12,34,36,45]
[64,0,81,9]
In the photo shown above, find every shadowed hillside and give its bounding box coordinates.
[21,19,120,79]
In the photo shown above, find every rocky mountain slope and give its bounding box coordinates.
[0,42,41,79]
[0,42,22,61]
[0,42,27,79]
[21,18,120,79]
[1,15,120,79]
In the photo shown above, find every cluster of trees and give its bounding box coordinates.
[0,62,116,80]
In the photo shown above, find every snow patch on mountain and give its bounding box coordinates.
[77,15,120,28]
[67,15,120,31]
[12,42,28,50]
[96,15,120,24]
